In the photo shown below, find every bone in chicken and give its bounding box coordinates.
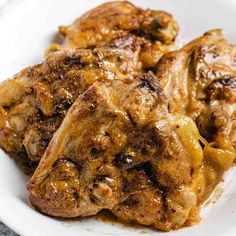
[0,1,179,167]
[28,71,235,231]
[156,30,236,169]
[57,1,179,69]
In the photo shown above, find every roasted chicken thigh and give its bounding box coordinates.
[0,48,138,164]
[28,72,204,230]
[157,29,236,165]
[57,1,179,69]
[28,71,234,230]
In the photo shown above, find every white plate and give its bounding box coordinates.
[1,0,236,235]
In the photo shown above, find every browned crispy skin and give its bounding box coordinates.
[0,48,134,163]
[59,1,178,47]
[156,30,236,198]
[28,72,207,230]
[0,1,178,166]
[156,29,236,159]
[55,1,179,69]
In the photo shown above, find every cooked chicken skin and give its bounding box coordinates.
[156,29,236,162]
[59,1,178,47]
[54,1,179,69]
[0,1,178,166]
[28,72,207,230]
[155,30,236,202]
[0,48,138,163]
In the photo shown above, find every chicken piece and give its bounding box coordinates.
[0,1,178,166]
[156,30,236,196]
[0,48,137,165]
[157,29,236,154]
[51,1,179,70]
[28,72,232,231]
